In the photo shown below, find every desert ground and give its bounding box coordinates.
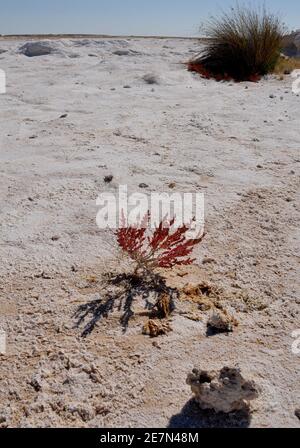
[0,37,299,428]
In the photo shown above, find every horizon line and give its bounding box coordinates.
[0,33,205,40]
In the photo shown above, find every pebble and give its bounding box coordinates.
[29,374,43,392]
[51,235,60,241]
[202,257,216,264]
[104,175,113,183]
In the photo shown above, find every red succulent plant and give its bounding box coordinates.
[116,213,205,272]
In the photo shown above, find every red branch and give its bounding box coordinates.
[116,213,205,270]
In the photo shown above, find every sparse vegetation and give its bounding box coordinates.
[116,214,205,274]
[273,55,300,75]
[189,5,285,81]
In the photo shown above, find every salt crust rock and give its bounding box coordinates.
[187,366,259,413]
[19,42,57,57]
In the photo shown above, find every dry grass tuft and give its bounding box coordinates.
[274,56,300,75]
[142,319,172,338]
[189,5,285,82]
[154,293,173,318]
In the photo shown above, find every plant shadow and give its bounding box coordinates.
[206,326,231,337]
[73,272,177,337]
[168,399,251,428]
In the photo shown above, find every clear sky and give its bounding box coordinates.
[0,0,299,36]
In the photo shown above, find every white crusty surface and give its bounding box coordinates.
[0,37,299,428]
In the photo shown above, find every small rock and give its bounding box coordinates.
[104,175,113,183]
[95,406,110,416]
[269,94,275,99]
[51,235,60,241]
[67,404,95,422]
[29,374,43,392]
[123,85,131,89]
[19,41,56,57]
[142,319,172,338]
[187,366,259,413]
[34,271,52,280]
[207,309,238,333]
[142,73,159,85]
[0,411,8,428]
[113,50,130,56]
[139,183,149,189]
[59,113,68,119]
[202,257,215,265]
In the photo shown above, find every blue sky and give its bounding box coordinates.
[0,0,299,36]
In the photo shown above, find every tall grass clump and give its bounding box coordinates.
[189,5,286,81]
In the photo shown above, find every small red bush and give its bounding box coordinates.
[187,61,261,83]
[116,214,205,272]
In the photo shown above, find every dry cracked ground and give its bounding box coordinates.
[0,37,299,428]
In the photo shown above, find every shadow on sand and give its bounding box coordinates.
[168,399,251,428]
[73,272,177,337]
